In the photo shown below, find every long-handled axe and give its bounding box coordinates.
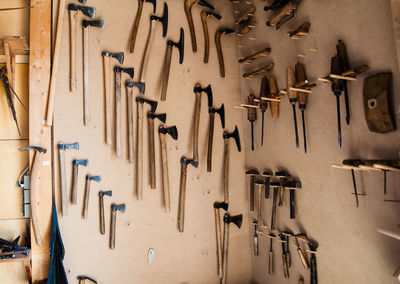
[223,126,241,203]
[83,175,101,219]
[159,125,178,212]
[99,190,112,235]
[18,146,47,246]
[213,201,228,278]
[114,67,134,158]
[129,0,156,53]
[215,28,235,77]
[160,28,184,101]
[110,203,126,249]
[71,159,88,205]
[68,4,95,92]
[207,103,225,172]
[200,11,221,63]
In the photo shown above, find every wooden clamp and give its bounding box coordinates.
[242,63,274,79]
[238,47,271,64]
[288,22,310,39]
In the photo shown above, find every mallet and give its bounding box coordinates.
[207,103,225,172]
[71,159,88,205]
[110,203,126,249]
[213,201,228,278]
[99,190,112,235]
[83,175,101,219]
[223,126,241,203]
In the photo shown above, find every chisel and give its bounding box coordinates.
[259,76,269,146]
[247,94,257,151]
[330,55,344,149]
[295,62,309,153]
[287,66,299,150]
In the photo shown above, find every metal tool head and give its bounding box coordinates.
[102,51,124,64]
[176,28,185,64]
[58,142,79,150]
[210,103,225,128]
[151,2,168,37]
[204,11,222,20]
[343,159,363,167]
[141,0,157,13]
[246,169,259,176]
[111,203,126,213]
[82,19,104,29]
[308,240,318,252]
[275,171,290,179]
[18,146,47,153]
[223,213,243,228]
[73,159,88,167]
[217,28,235,37]
[125,81,145,94]
[223,126,241,152]
[148,112,167,123]
[99,190,112,197]
[86,175,101,182]
[213,201,228,211]
[282,230,293,237]
[269,181,281,188]
[262,171,273,177]
[194,84,213,107]
[136,97,158,113]
[114,66,134,78]
[198,0,214,10]
[283,179,302,189]
[78,0,87,3]
[180,156,199,168]
[77,275,97,284]
[68,4,96,18]
[159,125,178,140]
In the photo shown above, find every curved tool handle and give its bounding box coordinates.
[148,117,156,189]
[207,113,215,172]
[140,20,157,82]
[71,165,78,205]
[178,164,187,232]
[215,32,225,77]
[223,140,230,203]
[82,179,91,219]
[115,72,122,157]
[69,10,78,92]
[214,208,223,278]
[298,248,309,269]
[161,44,173,101]
[130,1,144,53]
[268,251,274,274]
[127,89,134,164]
[110,210,116,249]
[31,151,45,246]
[99,196,105,234]
[103,56,112,145]
[160,134,170,212]
[136,101,144,200]
[193,93,201,162]
[185,3,197,52]
[201,13,210,63]
[221,222,229,284]
[83,28,90,125]
[59,150,67,216]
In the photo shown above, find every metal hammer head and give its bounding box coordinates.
[125,81,145,95]
[86,175,101,182]
[283,179,302,189]
[223,213,243,228]
[209,103,225,128]
[151,2,168,37]
[198,0,214,10]
[180,156,199,168]
[262,171,273,177]
[148,112,167,123]
[269,181,281,188]
[68,4,96,18]
[73,159,88,167]
[136,97,158,113]
[213,201,228,211]
[275,171,290,179]
[194,84,213,107]
[77,275,97,284]
[99,190,112,197]
[114,66,134,78]
[18,146,47,153]
[111,203,126,213]
[58,142,79,151]
[82,19,104,29]
[141,0,157,13]
[246,169,259,176]
[102,51,124,64]
[223,126,241,152]
[159,125,178,140]
[168,28,185,64]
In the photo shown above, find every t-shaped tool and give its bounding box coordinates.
[114,67,134,158]
[178,157,199,232]
[262,171,273,199]
[200,11,221,63]
[82,19,104,126]
[58,142,79,216]
[83,175,101,219]
[207,103,225,172]
[99,190,112,235]
[161,28,184,101]
[147,112,167,189]
[110,203,126,249]
[215,28,235,77]
[68,4,95,92]
[71,159,88,205]
[246,169,259,211]
[159,125,178,212]
[223,126,241,203]
[275,171,290,207]
[77,275,97,284]
[287,66,300,150]
[18,146,47,246]
[213,201,228,279]
[283,179,302,219]
[129,0,156,53]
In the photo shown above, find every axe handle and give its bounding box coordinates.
[127,89,134,164]
[185,3,197,52]
[135,101,144,200]
[115,72,122,158]
[160,44,173,101]
[223,139,230,203]
[83,27,90,125]
[71,164,78,205]
[130,1,144,53]
[160,134,170,212]
[250,176,255,211]
[290,189,295,219]
[207,113,215,172]
[257,185,262,228]
[215,33,225,77]
[221,222,229,284]
[59,149,67,216]
[140,20,157,82]
[103,56,112,145]
[193,93,201,162]
[110,209,116,249]
[298,248,309,269]
[69,10,78,92]
[82,179,90,219]
[214,208,223,278]
[99,196,105,234]
[178,164,187,232]
[31,151,45,246]
[201,15,210,63]
[148,117,156,189]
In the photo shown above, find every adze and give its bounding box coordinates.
[215,28,235,77]
[130,0,156,53]
[207,103,225,172]
[200,11,221,63]
[213,201,228,279]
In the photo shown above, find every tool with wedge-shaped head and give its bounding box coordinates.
[262,171,273,199]
[18,146,47,246]
[82,19,105,126]
[129,0,156,53]
[239,47,271,64]
[102,51,124,145]
[159,125,178,212]
[178,157,199,232]
[247,94,257,151]
[215,28,235,78]
[223,126,241,203]
[213,201,228,278]
[114,67,134,158]
[276,171,290,207]
[147,112,167,189]
[279,233,290,278]
[161,28,184,101]
[221,213,243,284]
[287,66,299,150]
[246,169,259,211]
[71,159,88,205]
[78,275,97,284]
[83,175,101,219]
[294,233,309,269]
[242,63,274,79]
[99,190,112,235]
[207,103,225,172]
[110,203,126,249]
[68,4,95,92]
[201,11,221,63]
[185,0,214,53]
[58,142,79,216]
[140,2,168,82]
[283,179,301,219]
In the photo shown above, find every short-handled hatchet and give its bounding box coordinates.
[160,28,184,101]
[221,213,243,284]
[102,51,124,145]
[114,67,134,158]
[147,112,167,189]
[140,2,168,82]
[129,0,156,53]
[110,203,126,249]
[82,19,104,126]
[159,125,178,212]
[192,84,213,163]
[77,275,97,284]
[207,103,225,172]
[213,201,228,278]
[245,169,259,211]
[58,142,79,216]
[200,11,221,63]
[68,4,95,92]
[223,126,241,203]
[178,157,199,232]
[99,190,112,235]
[71,159,88,205]
[83,174,101,219]
[215,28,235,78]
[18,146,47,246]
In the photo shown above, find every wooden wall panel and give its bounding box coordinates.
[0,0,29,39]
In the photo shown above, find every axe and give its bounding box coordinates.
[223,126,241,203]
[200,11,221,63]
[215,28,235,77]
[207,103,225,172]
[68,4,95,92]
[147,112,167,189]
[110,203,126,249]
[129,0,156,53]
[160,28,184,101]
[140,2,168,82]
[71,159,89,205]
[99,190,112,235]
[77,275,97,284]
[159,125,178,212]
[213,201,228,278]
[18,146,47,246]
[178,157,198,232]
[83,175,101,219]
[114,67,134,158]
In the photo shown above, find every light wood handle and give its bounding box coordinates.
[79,280,84,284]
[282,254,289,278]
[160,135,170,212]
[148,117,156,189]
[31,151,45,246]
[136,102,143,200]
[214,208,223,278]
[201,13,210,63]
[269,75,279,118]
[257,185,262,227]
[59,150,67,216]
[69,10,77,92]
[178,164,187,232]
[223,140,230,203]
[71,165,78,205]
[140,21,157,82]
[82,179,90,219]
[103,56,111,145]
[115,72,122,158]
[130,1,144,53]
[99,196,105,234]
[160,45,173,101]
[268,251,274,274]
[278,186,284,207]
[110,210,116,249]
[298,248,309,269]
[221,222,229,284]
[127,89,134,164]
[185,4,197,52]
[193,93,202,162]
[287,66,297,101]
[83,28,90,125]
[207,113,215,172]
[215,33,225,77]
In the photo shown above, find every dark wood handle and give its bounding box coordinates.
[250,176,255,211]
[110,210,116,249]
[161,45,173,101]
[201,13,210,63]
[310,255,317,284]
[148,117,156,189]
[71,165,78,205]
[185,4,197,52]
[223,140,230,203]
[207,113,215,172]
[99,197,105,235]
[290,189,295,219]
[178,164,187,232]
[278,186,284,207]
[215,33,225,77]
[193,93,201,162]
[82,179,90,219]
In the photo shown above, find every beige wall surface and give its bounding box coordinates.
[239,0,400,284]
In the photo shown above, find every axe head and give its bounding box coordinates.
[148,112,167,123]
[114,66,134,78]
[246,169,259,176]
[136,97,158,113]
[213,201,228,211]
[283,179,302,189]
[143,0,157,13]
[275,171,290,178]
[210,103,225,128]
[223,213,243,228]
[77,275,97,284]
[223,126,241,152]
[167,28,184,64]
[58,142,79,150]
[159,125,178,140]
[86,175,101,182]
[82,19,104,28]
[99,190,112,197]
[194,84,213,107]
[68,4,96,19]
[151,2,168,37]
[180,156,199,168]
[125,81,145,94]
[198,0,215,10]
[18,146,47,153]
[102,51,124,64]
[73,159,88,167]
[111,203,126,213]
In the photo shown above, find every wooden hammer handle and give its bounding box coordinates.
[69,10,77,92]
[214,208,223,278]
[160,134,170,212]
[71,165,78,205]
[130,1,144,53]
[83,27,90,125]
[298,248,309,269]
[257,184,262,227]
[59,149,67,216]
[207,113,215,172]
[103,56,112,145]
[148,116,156,189]
[223,140,230,203]
[221,222,229,284]
[82,179,90,219]
[193,93,201,162]
[99,196,105,235]
[115,72,122,158]
[110,210,116,249]
[160,44,173,101]
[127,89,134,164]
[178,164,187,232]
[31,151,45,246]
[136,102,144,200]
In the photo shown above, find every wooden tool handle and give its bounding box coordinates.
[310,255,317,284]
[161,44,173,101]
[136,102,143,200]
[79,280,85,284]
[148,117,156,189]
[221,222,229,284]
[269,75,279,118]
[31,151,45,246]
[83,28,90,125]
[71,165,78,205]
[103,56,111,145]
[99,196,105,234]
[286,250,291,268]
[207,113,215,172]
[282,254,289,278]
[223,140,230,203]
[110,210,116,249]
[298,248,309,269]
[140,21,157,82]
[257,185,262,227]
[278,186,284,207]
[193,93,202,162]
[215,33,225,77]
[59,150,67,216]
[250,177,255,211]
[160,135,170,212]
[214,208,223,278]
[130,1,143,53]
[82,179,90,219]
[287,66,297,101]
[298,277,304,284]
[127,89,134,164]
[268,251,274,274]
[185,4,197,52]
[69,10,77,92]
[201,13,210,63]
[247,94,257,121]
[115,72,122,158]
[290,189,295,219]
[239,48,270,64]
[178,164,187,232]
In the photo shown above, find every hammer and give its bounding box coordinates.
[129,0,156,53]
[159,125,178,212]
[160,28,184,101]
[58,142,79,216]
[215,28,235,77]
[279,233,290,278]
[114,67,134,158]
[200,11,221,63]
[18,146,47,246]
[99,190,112,235]
[77,275,97,284]
[178,157,198,232]
[83,174,101,219]
[246,169,259,211]
[207,103,225,172]
[283,179,302,219]
[110,203,126,249]
[213,201,228,278]
[275,170,290,207]
[147,112,167,189]
[68,4,95,92]
[71,159,88,205]
[261,171,273,199]
[223,126,241,203]
[269,181,280,231]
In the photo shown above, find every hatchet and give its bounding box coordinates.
[200,11,221,63]
[110,203,126,249]
[213,201,228,278]
[83,174,101,219]
[215,28,235,77]
[207,103,225,172]
[99,190,112,235]
[71,159,88,205]
[130,0,156,53]
[223,126,241,203]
